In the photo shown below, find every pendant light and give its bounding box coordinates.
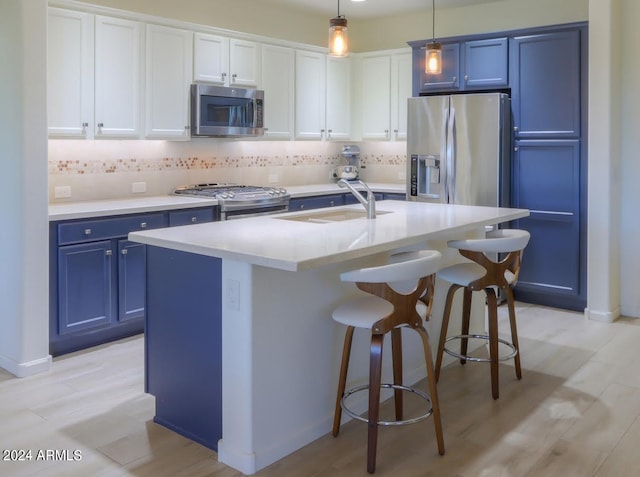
[329,0,348,57]
[425,0,442,74]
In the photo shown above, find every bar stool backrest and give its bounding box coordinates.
[339,250,442,334]
[447,229,530,291]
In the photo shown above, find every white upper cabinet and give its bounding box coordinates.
[193,33,260,87]
[193,32,229,84]
[390,52,412,140]
[261,44,295,139]
[325,57,351,140]
[229,39,260,87]
[360,54,391,140]
[145,24,193,139]
[295,50,326,140]
[94,15,141,138]
[47,8,94,138]
[356,50,411,141]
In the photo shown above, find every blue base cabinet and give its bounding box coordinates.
[145,246,222,451]
[49,206,217,356]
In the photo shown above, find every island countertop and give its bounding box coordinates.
[129,200,529,272]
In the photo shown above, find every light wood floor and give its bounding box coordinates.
[3,302,640,476]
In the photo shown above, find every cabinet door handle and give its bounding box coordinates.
[232,73,237,81]
[84,228,92,236]
[97,123,104,132]
[121,249,128,255]
[514,126,519,133]
[514,147,519,152]
[106,250,112,256]
[464,75,469,82]
[140,222,147,229]
[222,72,227,79]
[452,76,457,84]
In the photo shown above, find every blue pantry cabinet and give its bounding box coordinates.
[509,27,587,310]
[50,206,217,355]
[409,22,588,311]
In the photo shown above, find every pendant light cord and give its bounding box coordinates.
[432,0,436,43]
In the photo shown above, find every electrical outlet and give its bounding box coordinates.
[131,182,147,194]
[54,186,72,198]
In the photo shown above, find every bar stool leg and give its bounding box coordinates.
[436,284,461,381]
[486,288,500,400]
[459,288,473,365]
[333,326,355,437]
[505,287,522,380]
[391,328,403,421]
[416,325,445,455]
[367,334,384,474]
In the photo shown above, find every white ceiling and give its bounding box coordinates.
[259,0,501,19]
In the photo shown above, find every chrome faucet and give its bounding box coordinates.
[338,179,376,219]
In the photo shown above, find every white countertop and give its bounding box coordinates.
[129,200,529,272]
[48,182,405,221]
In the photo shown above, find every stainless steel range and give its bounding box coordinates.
[173,183,290,220]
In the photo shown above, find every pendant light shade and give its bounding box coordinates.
[329,0,348,57]
[425,0,441,74]
[426,42,442,75]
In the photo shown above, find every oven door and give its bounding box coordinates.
[221,204,289,220]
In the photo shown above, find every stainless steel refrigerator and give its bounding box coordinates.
[407,92,511,207]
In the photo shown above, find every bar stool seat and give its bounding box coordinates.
[435,229,530,400]
[332,250,445,474]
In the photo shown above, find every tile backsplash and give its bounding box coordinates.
[48,139,406,202]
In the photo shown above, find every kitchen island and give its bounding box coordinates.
[129,200,529,474]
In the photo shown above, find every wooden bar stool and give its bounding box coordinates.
[435,229,530,400]
[332,250,445,474]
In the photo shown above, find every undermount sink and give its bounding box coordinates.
[276,209,392,224]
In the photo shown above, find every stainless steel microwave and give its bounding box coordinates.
[190,84,264,137]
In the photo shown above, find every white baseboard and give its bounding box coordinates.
[584,306,621,323]
[0,354,52,378]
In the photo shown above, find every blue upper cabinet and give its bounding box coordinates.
[419,43,461,92]
[510,30,581,138]
[463,37,508,88]
[416,37,508,94]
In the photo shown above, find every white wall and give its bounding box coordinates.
[618,0,640,318]
[0,0,51,376]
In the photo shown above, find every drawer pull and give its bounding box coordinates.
[191,217,198,223]
[105,250,112,256]
[140,222,147,229]
[121,249,128,255]
[84,229,92,236]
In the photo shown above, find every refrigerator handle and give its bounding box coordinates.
[446,106,456,203]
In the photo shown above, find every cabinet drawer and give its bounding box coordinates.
[290,194,345,211]
[169,208,215,226]
[58,213,167,245]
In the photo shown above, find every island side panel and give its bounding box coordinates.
[217,254,435,474]
[145,245,222,451]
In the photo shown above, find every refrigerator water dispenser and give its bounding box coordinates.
[410,154,441,199]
